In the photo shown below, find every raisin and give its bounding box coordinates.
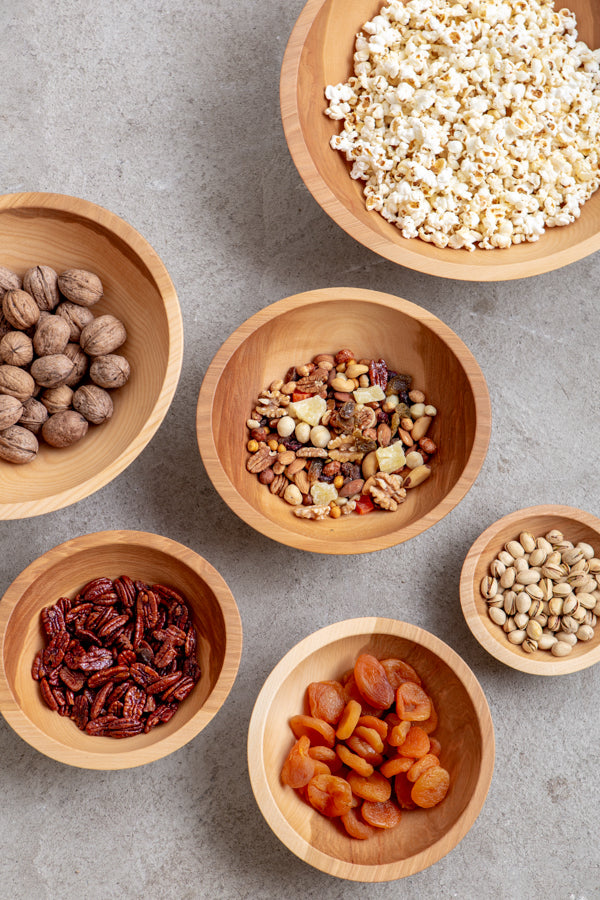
[306,774,354,817]
[361,798,402,829]
[307,681,346,725]
[411,767,450,808]
[354,654,395,710]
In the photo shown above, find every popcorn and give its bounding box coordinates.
[325,0,600,250]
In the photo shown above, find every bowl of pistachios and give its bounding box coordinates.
[460,505,600,675]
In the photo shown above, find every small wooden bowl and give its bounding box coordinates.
[0,531,243,769]
[0,192,183,519]
[460,505,600,675]
[248,618,495,881]
[281,0,600,281]
[196,287,491,554]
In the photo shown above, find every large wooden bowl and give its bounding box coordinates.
[0,531,243,769]
[0,192,183,519]
[248,618,495,881]
[196,287,491,554]
[281,0,600,281]
[460,506,600,676]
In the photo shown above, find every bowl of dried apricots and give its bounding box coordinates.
[247,617,495,881]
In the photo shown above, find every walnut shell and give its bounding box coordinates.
[23,266,60,311]
[89,354,131,389]
[0,424,38,464]
[41,384,74,415]
[0,364,35,402]
[80,315,126,357]
[2,289,40,331]
[72,384,113,424]
[0,309,11,340]
[20,397,49,434]
[33,315,70,357]
[42,409,88,448]
[63,342,88,386]
[0,266,22,298]
[30,354,75,388]
[0,395,24,430]
[58,269,103,307]
[55,301,95,342]
[0,331,34,367]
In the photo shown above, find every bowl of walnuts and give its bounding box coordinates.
[0,192,183,519]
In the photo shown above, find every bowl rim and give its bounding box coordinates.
[280,0,600,281]
[247,616,495,882]
[0,191,184,520]
[460,504,600,675]
[0,529,243,769]
[196,286,492,554]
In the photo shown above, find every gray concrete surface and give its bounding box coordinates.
[1,1,599,898]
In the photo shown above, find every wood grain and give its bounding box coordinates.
[0,530,243,769]
[460,505,600,675]
[0,192,183,520]
[247,617,495,881]
[196,287,491,554]
[280,0,600,281]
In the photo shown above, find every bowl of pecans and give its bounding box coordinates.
[460,506,600,676]
[0,530,242,768]
[281,0,600,280]
[197,287,491,554]
[0,192,183,520]
[247,617,495,881]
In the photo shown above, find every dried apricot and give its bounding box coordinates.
[335,699,362,740]
[380,657,421,689]
[343,674,383,717]
[357,715,388,740]
[361,798,402,829]
[290,714,336,748]
[429,735,442,757]
[311,760,332,777]
[411,766,450,808]
[396,682,432,722]
[353,725,384,754]
[388,720,411,747]
[341,807,378,840]
[346,735,384,767]
[309,745,343,773]
[307,774,354,817]
[394,772,417,810]
[307,680,347,725]
[354,654,395,710]
[347,769,392,802]
[379,756,413,778]
[336,743,374,777]
[398,725,430,759]
[407,754,440,783]
[280,735,316,789]
[420,698,438,734]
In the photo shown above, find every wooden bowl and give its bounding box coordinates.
[196,287,491,554]
[0,531,242,769]
[0,192,183,519]
[280,0,600,281]
[247,617,495,881]
[460,505,600,675]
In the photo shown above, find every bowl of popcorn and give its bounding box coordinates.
[281,0,600,280]
[247,617,495,880]
[0,530,243,769]
[196,287,491,554]
[0,192,183,519]
[460,505,600,675]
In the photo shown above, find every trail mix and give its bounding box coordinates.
[280,653,450,838]
[32,576,201,737]
[246,350,437,519]
[481,530,600,657]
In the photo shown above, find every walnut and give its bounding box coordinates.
[41,384,74,415]
[33,315,70,357]
[0,331,34,367]
[72,384,113,425]
[58,269,103,307]
[89,353,130,389]
[0,266,22,298]
[293,505,331,520]
[0,395,23,430]
[23,266,60,311]
[0,364,35,402]
[41,409,88,448]
[0,424,38,464]
[63,342,88,386]
[19,397,48,434]
[55,301,95,341]
[30,354,75,388]
[80,314,126,356]
[328,449,365,462]
[369,473,406,511]
[2,289,40,331]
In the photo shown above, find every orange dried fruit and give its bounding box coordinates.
[357,715,388,740]
[343,674,383,717]
[394,772,417,810]
[336,743,374,777]
[309,745,342,773]
[353,725,384,754]
[354,653,395,710]
[347,769,391,802]
[280,735,316,789]
[346,735,384,767]
[379,755,413,778]
[398,725,430,759]
[361,798,402,829]
[407,753,440,783]
[388,720,411,747]
[396,682,432,722]
[341,807,378,840]
[307,680,347,725]
[290,714,336,748]
[420,698,438,734]
[306,774,354,817]
[311,760,332,777]
[411,766,450,808]
[380,657,421,689]
[428,735,442,757]
[335,699,362,740]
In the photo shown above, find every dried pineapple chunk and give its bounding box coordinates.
[310,481,339,506]
[288,396,327,426]
[375,442,405,474]
[353,386,385,404]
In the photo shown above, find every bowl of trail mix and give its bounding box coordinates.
[197,287,491,554]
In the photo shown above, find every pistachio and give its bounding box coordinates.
[488,607,506,626]
[480,576,498,599]
[576,542,595,560]
[490,559,506,578]
[519,531,536,553]
[503,592,517,616]
[516,568,540,585]
[515,593,531,615]
[525,583,544,601]
[576,592,597,611]
[538,634,557,651]
[514,612,529,630]
[526,620,543,641]
[497,550,515,567]
[507,629,526,645]
[528,548,547,567]
[551,641,572,657]
[540,563,564,581]
[500,567,516,589]
[577,625,595,642]
[505,540,525,559]
[522,638,538,653]
[545,529,564,544]
[556,632,577,646]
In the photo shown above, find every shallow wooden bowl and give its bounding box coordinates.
[460,506,600,676]
[197,287,491,554]
[0,531,242,769]
[281,0,600,281]
[0,192,183,519]
[248,618,495,881]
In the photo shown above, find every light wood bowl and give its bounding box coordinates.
[196,287,491,554]
[248,617,495,881]
[280,0,600,281]
[0,531,243,769]
[0,192,183,519]
[460,506,600,675]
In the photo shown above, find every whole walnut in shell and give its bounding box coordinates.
[0,364,35,402]
[30,354,75,388]
[42,409,88,448]
[90,354,130,389]
[19,397,48,434]
[80,315,127,357]
[63,342,88,386]
[0,331,34,367]
[0,266,22,298]
[33,315,70,357]
[58,269,103,307]
[2,289,40,331]
[23,266,60,311]
[41,384,74,415]
[73,384,113,425]
[0,424,38,464]
[56,301,95,342]
[0,395,23,430]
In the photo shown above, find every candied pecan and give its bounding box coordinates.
[90,680,114,720]
[97,614,129,641]
[31,650,45,681]
[59,666,86,692]
[130,662,159,688]
[65,602,93,624]
[184,627,197,659]
[369,358,388,390]
[335,349,354,364]
[41,605,66,636]
[246,446,276,473]
[87,665,130,688]
[122,685,146,720]
[77,648,113,672]
[43,631,70,669]
[82,578,115,604]
[40,678,59,710]
[72,694,89,730]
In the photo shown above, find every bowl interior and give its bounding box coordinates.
[203,291,489,553]
[286,0,600,279]
[249,621,494,879]
[0,533,240,767]
[0,196,180,515]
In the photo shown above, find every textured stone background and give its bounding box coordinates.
[0,1,599,898]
